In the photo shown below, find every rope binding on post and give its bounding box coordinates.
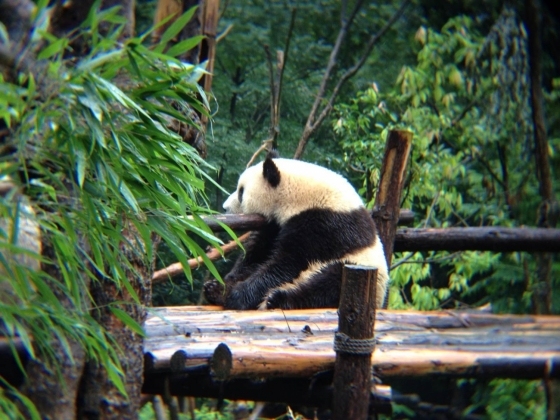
[333,331,376,355]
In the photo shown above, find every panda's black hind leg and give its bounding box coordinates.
[264,264,343,309]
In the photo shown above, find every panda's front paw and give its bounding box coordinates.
[263,288,290,310]
[203,279,226,306]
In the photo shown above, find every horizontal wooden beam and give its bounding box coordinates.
[197,215,560,252]
[200,208,415,232]
[142,372,393,415]
[394,227,560,252]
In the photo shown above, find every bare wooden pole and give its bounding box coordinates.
[394,227,560,252]
[373,130,413,270]
[333,265,378,420]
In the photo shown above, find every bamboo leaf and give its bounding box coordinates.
[155,6,199,53]
[166,36,205,57]
[37,38,67,60]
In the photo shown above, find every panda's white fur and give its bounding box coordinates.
[204,155,389,309]
[223,158,364,224]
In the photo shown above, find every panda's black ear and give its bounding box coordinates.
[263,158,281,188]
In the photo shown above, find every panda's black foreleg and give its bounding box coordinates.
[224,221,280,283]
[265,264,343,309]
[203,221,280,306]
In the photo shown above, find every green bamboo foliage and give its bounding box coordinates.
[0,5,229,416]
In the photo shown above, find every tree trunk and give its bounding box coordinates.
[18,238,87,420]
[525,2,560,417]
[79,225,159,419]
[526,0,558,317]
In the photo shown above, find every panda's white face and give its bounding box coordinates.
[223,158,365,224]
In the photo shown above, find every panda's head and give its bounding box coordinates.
[223,155,364,224]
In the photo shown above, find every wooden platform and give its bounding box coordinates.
[144,306,560,380]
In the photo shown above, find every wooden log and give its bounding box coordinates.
[209,342,334,379]
[207,342,560,378]
[143,307,560,380]
[198,209,415,233]
[145,327,560,357]
[192,343,560,379]
[198,214,269,232]
[145,307,560,337]
[372,130,413,270]
[394,227,560,252]
[333,266,378,420]
[141,372,393,415]
[188,215,560,253]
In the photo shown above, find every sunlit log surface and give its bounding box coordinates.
[144,306,560,381]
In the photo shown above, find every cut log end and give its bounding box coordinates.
[211,343,233,380]
[170,350,189,372]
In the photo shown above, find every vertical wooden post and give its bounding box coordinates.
[332,265,377,420]
[373,129,413,270]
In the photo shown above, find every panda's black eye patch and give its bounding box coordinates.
[238,186,244,203]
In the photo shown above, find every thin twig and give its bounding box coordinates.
[293,0,410,159]
[152,232,250,282]
[391,251,463,270]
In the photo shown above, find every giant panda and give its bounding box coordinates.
[203,152,389,310]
